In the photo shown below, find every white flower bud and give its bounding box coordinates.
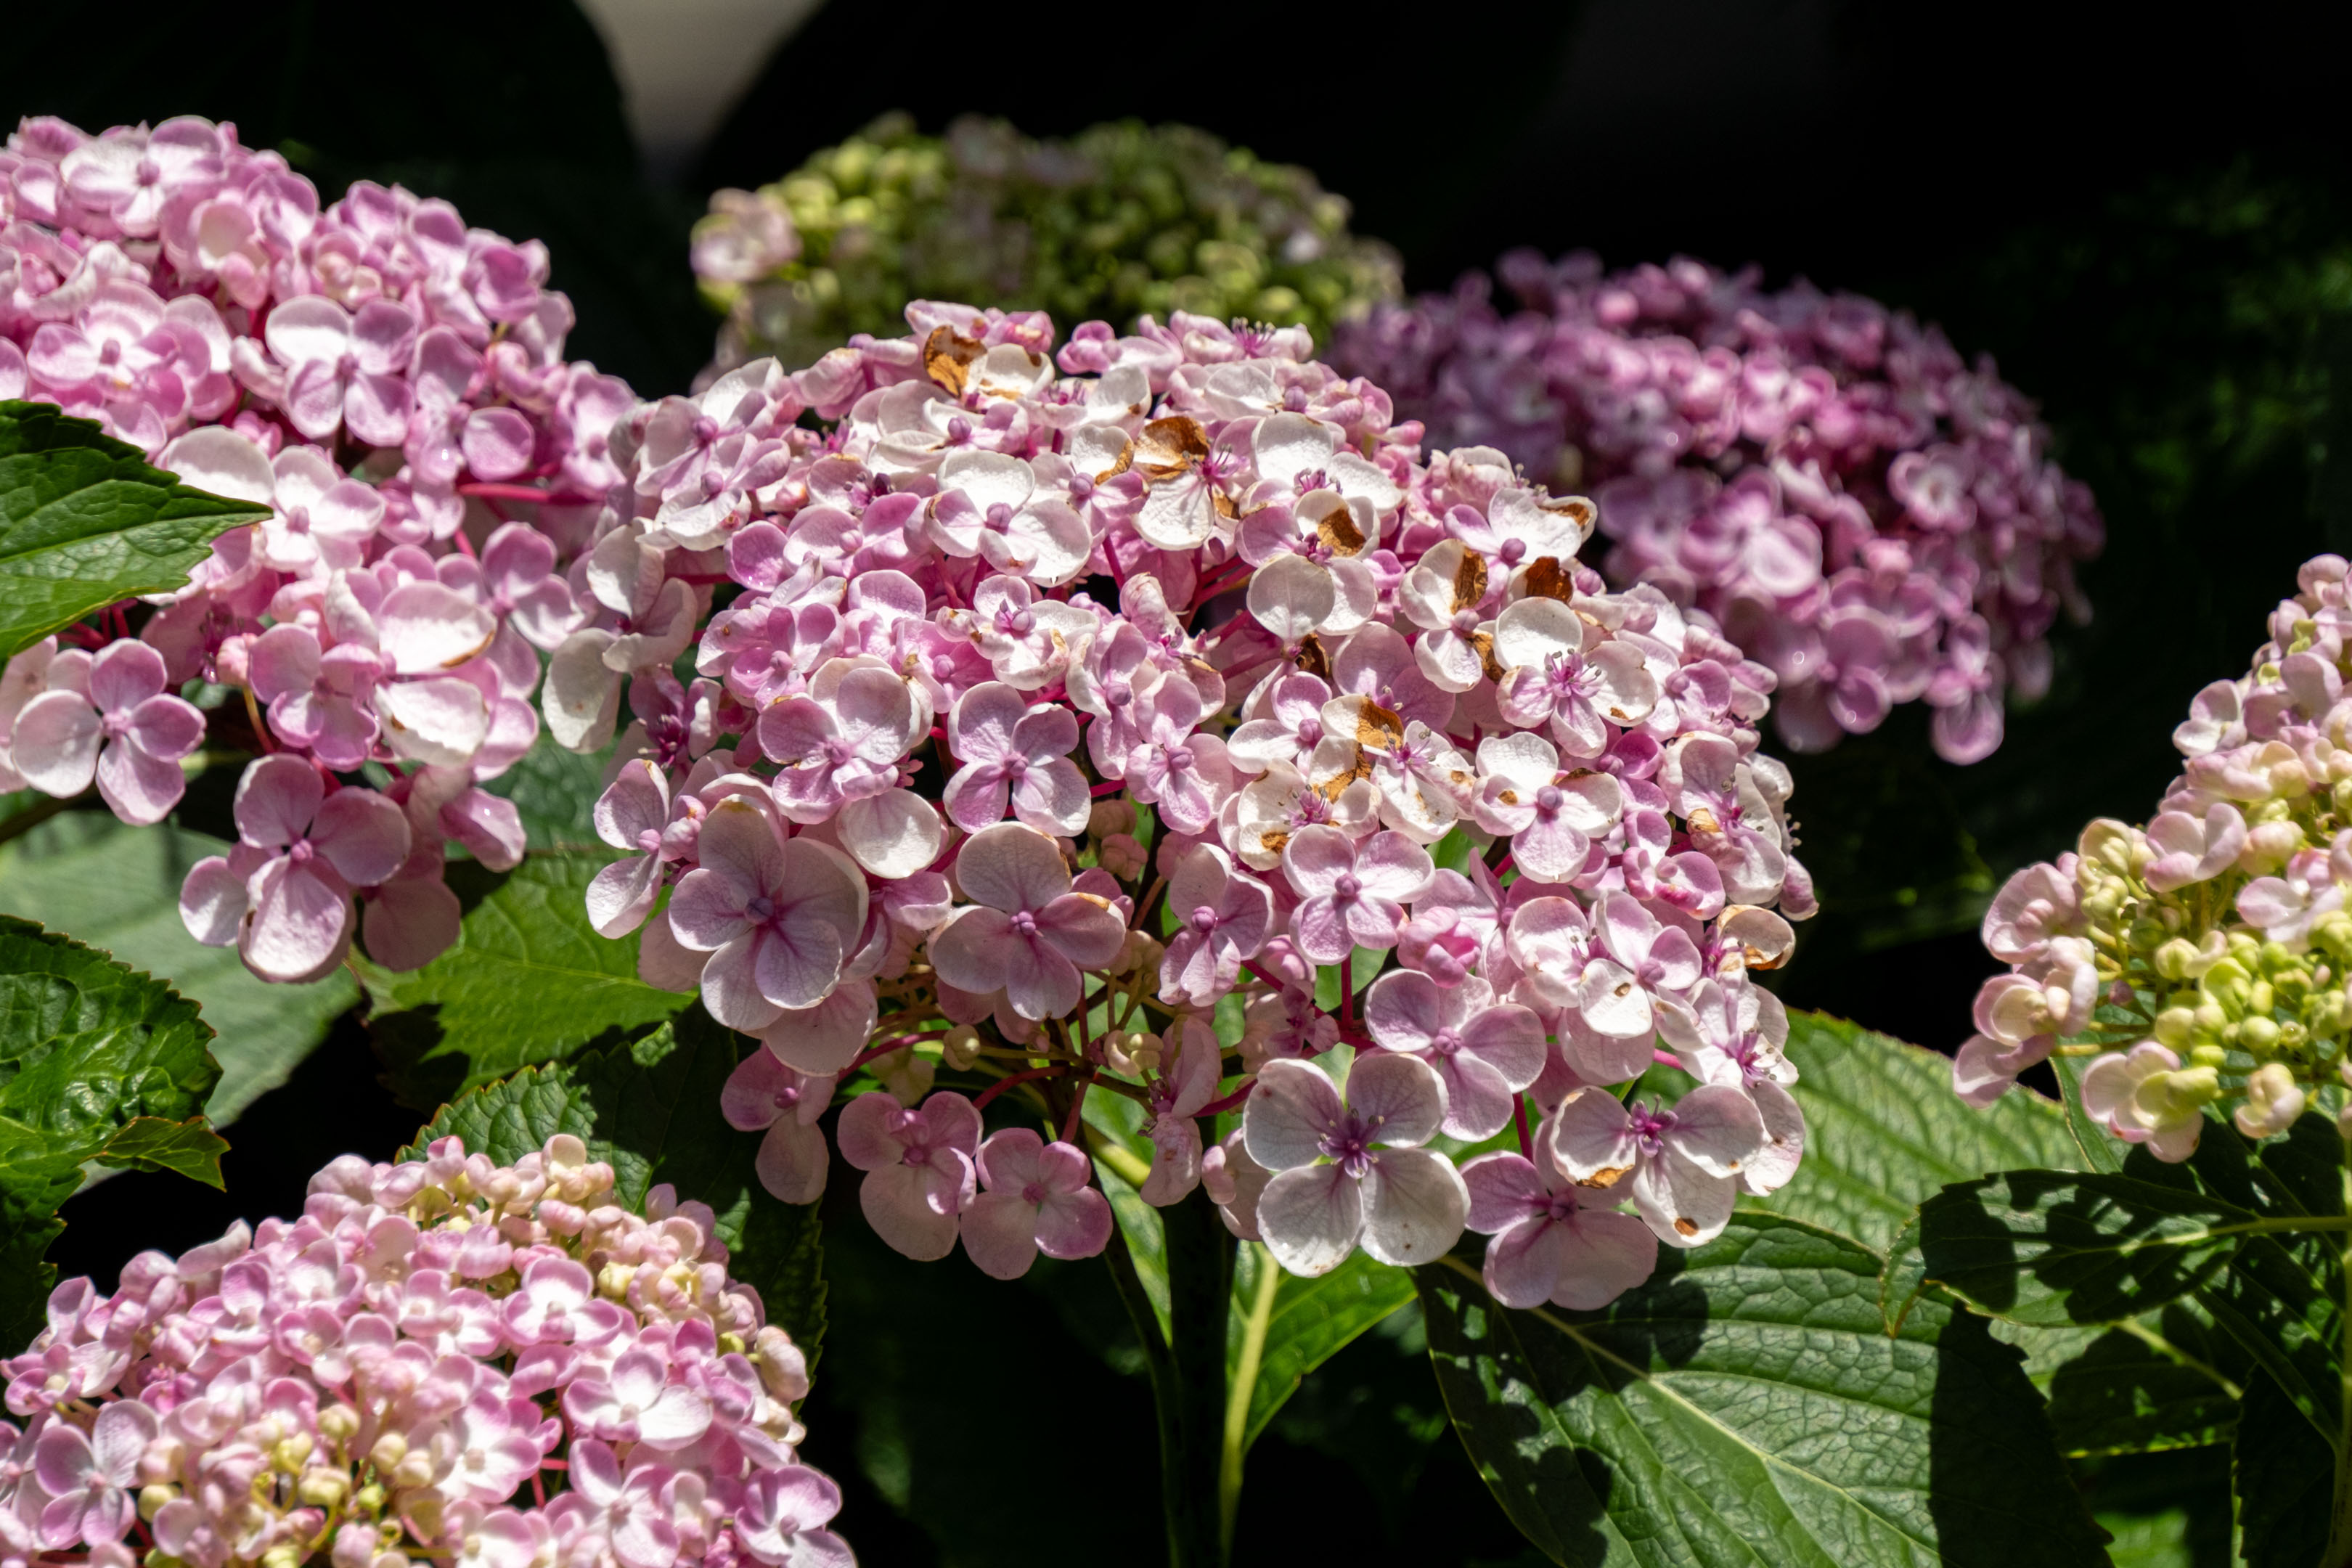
[2237,1063,2307,1140]
[942,1024,983,1071]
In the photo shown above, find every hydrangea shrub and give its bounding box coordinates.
[1333,253,2106,764]
[690,115,1400,377]
[3,1135,847,1568]
[0,114,634,980]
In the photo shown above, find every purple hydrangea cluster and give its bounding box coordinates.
[577,301,1816,1307]
[1331,252,2105,764]
[1959,553,2352,1160]
[0,1135,848,1568]
[0,115,634,978]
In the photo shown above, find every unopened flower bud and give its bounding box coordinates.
[1089,800,1135,837]
[367,1433,407,1472]
[941,1024,983,1071]
[139,1485,177,1520]
[262,1544,304,1568]
[298,1469,349,1508]
[352,1483,387,1517]
[1098,832,1146,879]
[319,1403,361,1444]
[598,1262,637,1300]
[1125,1032,1163,1074]
[273,1432,314,1472]
[2234,1063,2306,1139]
[2152,1006,2197,1047]
[391,1451,436,1490]
[2238,1016,2282,1055]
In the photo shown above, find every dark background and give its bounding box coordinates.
[9,1,2345,1559]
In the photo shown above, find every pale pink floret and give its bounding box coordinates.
[720,1048,836,1205]
[962,1128,1114,1279]
[1461,1151,1657,1310]
[1242,1055,1468,1276]
[563,1348,714,1451]
[1363,970,1545,1139]
[665,800,868,1031]
[836,1090,982,1261]
[1157,843,1274,1006]
[176,754,410,982]
[1280,825,1434,965]
[33,1399,153,1546]
[9,640,203,824]
[1546,1082,1766,1247]
[735,1466,854,1568]
[1139,1018,1222,1206]
[926,822,1126,1020]
[942,680,1090,836]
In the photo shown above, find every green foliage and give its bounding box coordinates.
[1414,1214,2109,1568]
[0,809,355,1127]
[360,854,693,1108]
[0,918,224,1346]
[410,1006,825,1362]
[479,731,615,853]
[1228,1244,1416,1454]
[0,401,269,658]
[698,113,1402,370]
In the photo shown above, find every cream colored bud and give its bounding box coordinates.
[391,1451,436,1490]
[261,1544,304,1568]
[138,1484,177,1521]
[319,1403,362,1444]
[942,1025,983,1071]
[273,1432,314,1472]
[598,1262,638,1300]
[1125,1032,1164,1075]
[297,1469,350,1508]
[2234,1062,2307,1140]
[367,1433,407,1473]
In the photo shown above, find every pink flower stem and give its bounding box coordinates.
[1514,1093,1532,1160]
[1487,849,1514,880]
[451,526,479,562]
[973,1065,1073,1111]
[1651,1048,1684,1071]
[531,1469,547,1506]
[845,1033,935,1074]
[1061,1076,1091,1143]
[455,482,603,505]
[539,1457,568,1471]
[1194,1079,1254,1118]
[1090,779,1127,797]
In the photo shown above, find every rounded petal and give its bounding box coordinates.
[240,859,352,982]
[1631,1147,1737,1247]
[1547,1209,1658,1310]
[959,1191,1042,1281]
[95,731,187,824]
[1256,1164,1364,1277]
[751,981,878,1075]
[860,1164,962,1262]
[309,788,412,886]
[179,854,248,946]
[953,821,1071,913]
[1244,1058,1346,1172]
[1359,1146,1469,1266]
[361,876,462,971]
[838,788,945,879]
[1345,1052,1447,1148]
[1545,1088,1638,1185]
[10,690,101,796]
[756,1117,832,1205]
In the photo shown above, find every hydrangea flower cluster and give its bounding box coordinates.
[576,299,1816,1305]
[1957,552,2352,1159]
[0,1134,848,1568]
[1331,252,2106,764]
[691,114,1400,378]
[0,115,637,979]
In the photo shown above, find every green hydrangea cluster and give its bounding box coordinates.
[690,113,1401,374]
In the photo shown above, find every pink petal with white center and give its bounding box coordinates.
[1360,1146,1470,1266]
[1280,823,1357,897]
[10,690,102,796]
[1662,1084,1768,1177]
[240,859,352,982]
[179,855,249,945]
[953,822,1071,913]
[1344,1053,1447,1148]
[86,640,166,713]
[263,294,350,368]
[1244,1058,1346,1172]
[362,875,462,971]
[1576,958,1653,1039]
[838,788,944,879]
[1248,552,1336,643]
[1365,968,1443,1051]
[1545,1089,1639,1184]
[1631,1147,1738,1247]
[96,729,187,824]
[379,581,496,674]
[1257,1164,1364,1277]
[309,788,411,886]
[463,407,536,480]
[859,1163,963,1261]
[379,676,490,766]
[1739,1080,1807,1196]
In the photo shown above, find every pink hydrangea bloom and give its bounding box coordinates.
[557,301,1821,1309]
[1334,253,2105,763]
[2,1134,846,1568]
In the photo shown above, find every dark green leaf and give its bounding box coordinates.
[409,1007,824,1364]
[2234,1370,2335,1568]
[1746,1010,2085,1253]
[0,809,355,1127]
[2038,1321,2241,1456]
[0,401,270,658]
[360,854,692,1108]
[1912,1168,2255,1327]
[1414,1214,2109,1567]
[1228,1243,1415,1453]
[0,917,224,1346]
[96,1116,229,1187]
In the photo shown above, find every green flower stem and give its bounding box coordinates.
[1105,1195,1236,1568]
[2331,1131,2352,1565]
[1220,1243,1281,1554]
